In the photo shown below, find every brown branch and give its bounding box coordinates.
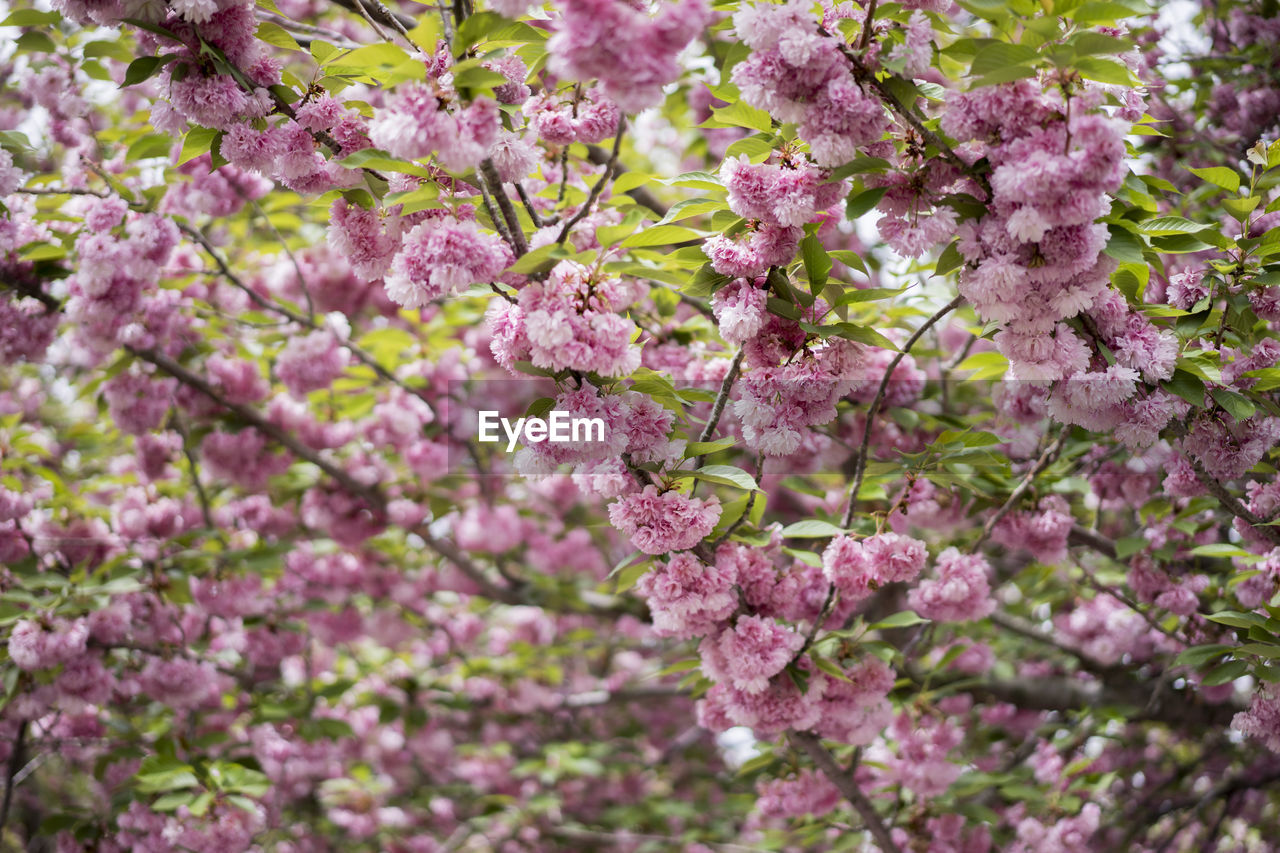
[859,0,878,51]
[557,121,626,245]
[694,349,744,464]
[129,347,523,605]
[0,719,27,837]
[583,143,668,218]
[328,0,415,33]
[829,38,989,196]
[988,610,1119,676]
[789,732,902,853]
[841,295,963,527]
[1068,524,1119,560]
[175,222,434,414]
[1190,460,1280,547]
[480,158,529,257]
[975,428,1067,548]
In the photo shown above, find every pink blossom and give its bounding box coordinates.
[907,548,995,622]
[607,485,721,554]
[383,217,513,308]
[700,615,804,694]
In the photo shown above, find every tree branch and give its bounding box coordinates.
[129,347,523,605]
[789,731,902,853]
[842,295,963,527]
[557,121,626,245]
[0,720,27,837]
[480,158,529,257]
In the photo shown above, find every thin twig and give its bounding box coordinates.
[975,428,1067,549]
[829,38,989,196]
[0,720,28,836]
[842,295,963,527]
[515,183,557,228]
[789,732,902,853]
[556,120,626,245]
[129,347,522,606]
[694,349,745,466]
[859,0,879,50]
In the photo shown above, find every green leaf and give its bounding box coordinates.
[955,350,1009,379]
[1,8,61,24]
[1174,644,1234,667]
[800,234,831,290]
[1074,56,1134,85]
[704,101,774,133]
[845,186,887,219]
[684,437,737,457]
[1206,611,1268,630]
[1210,388,1257,422]
[688,464,759,492]
[869,610,928,630]
[1161,369,1206,407]
[1223,196,1261,222]
[1104,224,1147,264]
[1201,659,1248,686]
[1187,166,1241,193]
[178,126,219,165]
[453,11,506,53]
[780,519,845,538]
[1139,216,1212,236]
[935,241,964,276]
[823,322,898,351]
[620,225,703,248]
[1190,543,1252,559]
[126,134,171,161]
[151,791,197,812]
[810,655,852,682]
[612,559,652,593]
[339,147,433,177]
[14,30,56,52]
[256,21,302,51]
[504,243,568,275]
[122,55,172,87]
[969,42,1038,77]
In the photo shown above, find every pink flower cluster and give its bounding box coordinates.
[943,82,1126,370]
[1234,686,1280,752]
[721,154,846,228]
[822,532,929,601]
[637,552,739,639]
[711,278,769,345]
[700,614,805,694]
[276,329,350,396]
[907,548,995,622]
[369,83,500,172]
[524,86,620,145]
[65,213,181,357]
[991,495,1074,565]
[733,315,866,456]
[326,199,405,282]
[703,222,803,277]
[487,262,643,377]
[514,386,684,486]
[869,712,964,799]
[547,0,711,113]
[698,654,894,743]
[731,0,889,165]
[103,369,177,435]
[8,618,89,671]
[607,485,721,554]
[383,216,514,308]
